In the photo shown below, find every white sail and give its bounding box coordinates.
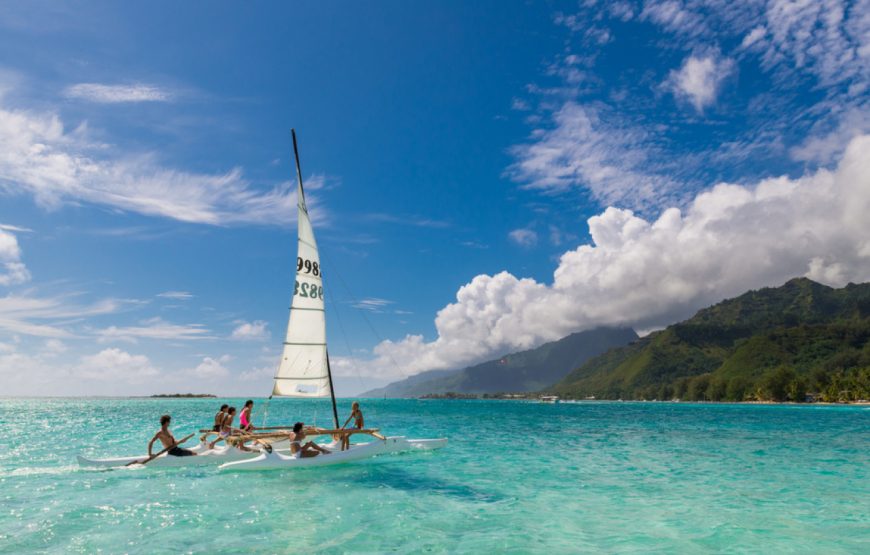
[272,174,330,397]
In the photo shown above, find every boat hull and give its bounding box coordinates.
[219,436,447,471]
[76,442,264,468]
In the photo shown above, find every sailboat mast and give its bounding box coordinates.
[291,128,305,197]
[326,352,340,429]
[291,128,340,429]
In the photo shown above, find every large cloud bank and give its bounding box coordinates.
[358,134,870,379]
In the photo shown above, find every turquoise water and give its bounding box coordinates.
[1,399,867,554]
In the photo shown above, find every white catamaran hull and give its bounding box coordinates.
[219,436,447,471]
[76,442,265,468]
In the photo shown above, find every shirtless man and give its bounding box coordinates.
[213,404,228,432]
[339,401,364,450]
[290,422,330,458]
[148,415,196,457]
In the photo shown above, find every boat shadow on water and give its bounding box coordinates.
[342,465,504,504]
[75,454,485,503]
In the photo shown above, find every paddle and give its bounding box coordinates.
[126,433,195,467]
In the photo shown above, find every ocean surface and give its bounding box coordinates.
[0,399,867,554]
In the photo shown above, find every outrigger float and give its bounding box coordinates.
[77,130,446,471]
[77,440,255,468]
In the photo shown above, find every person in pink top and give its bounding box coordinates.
[239,400,254,432]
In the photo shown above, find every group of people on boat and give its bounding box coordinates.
[208,401,255,449]
[149,401,365,458]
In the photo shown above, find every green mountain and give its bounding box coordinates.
[363,327,638,397]
[361,368,461,398]
[551,278,870,402]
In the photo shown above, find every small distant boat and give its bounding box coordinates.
[540,395,560,404]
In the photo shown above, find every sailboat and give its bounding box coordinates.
[78,130,446,470]
[219,130,446,471]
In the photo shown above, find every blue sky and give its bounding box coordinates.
[2,1,869,397]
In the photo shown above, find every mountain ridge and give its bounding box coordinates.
[363,327,638,397]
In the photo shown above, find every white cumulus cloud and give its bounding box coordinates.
[667,54,735,113]
[231,320,269,340]
[356,134,870,380]
[76,348,159,380]
[0,345,161,395]
[0,227,30,286]
[189,355,231,379]
[239,365,274,381]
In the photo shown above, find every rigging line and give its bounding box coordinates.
[320,249,411,383]
[261,395,271,428]
[322,270,380,422]
[322,270,370,394]
[249,402,267,428]
[297,237,318,251]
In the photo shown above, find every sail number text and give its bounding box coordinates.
[297,257,320,276]
[294,280,323,299]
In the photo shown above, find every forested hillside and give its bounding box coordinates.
[551,279,870,402]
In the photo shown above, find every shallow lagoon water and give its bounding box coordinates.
[0,398,867,553]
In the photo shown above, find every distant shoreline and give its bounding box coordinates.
[149,393,217,398]
[414,394,870,406]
